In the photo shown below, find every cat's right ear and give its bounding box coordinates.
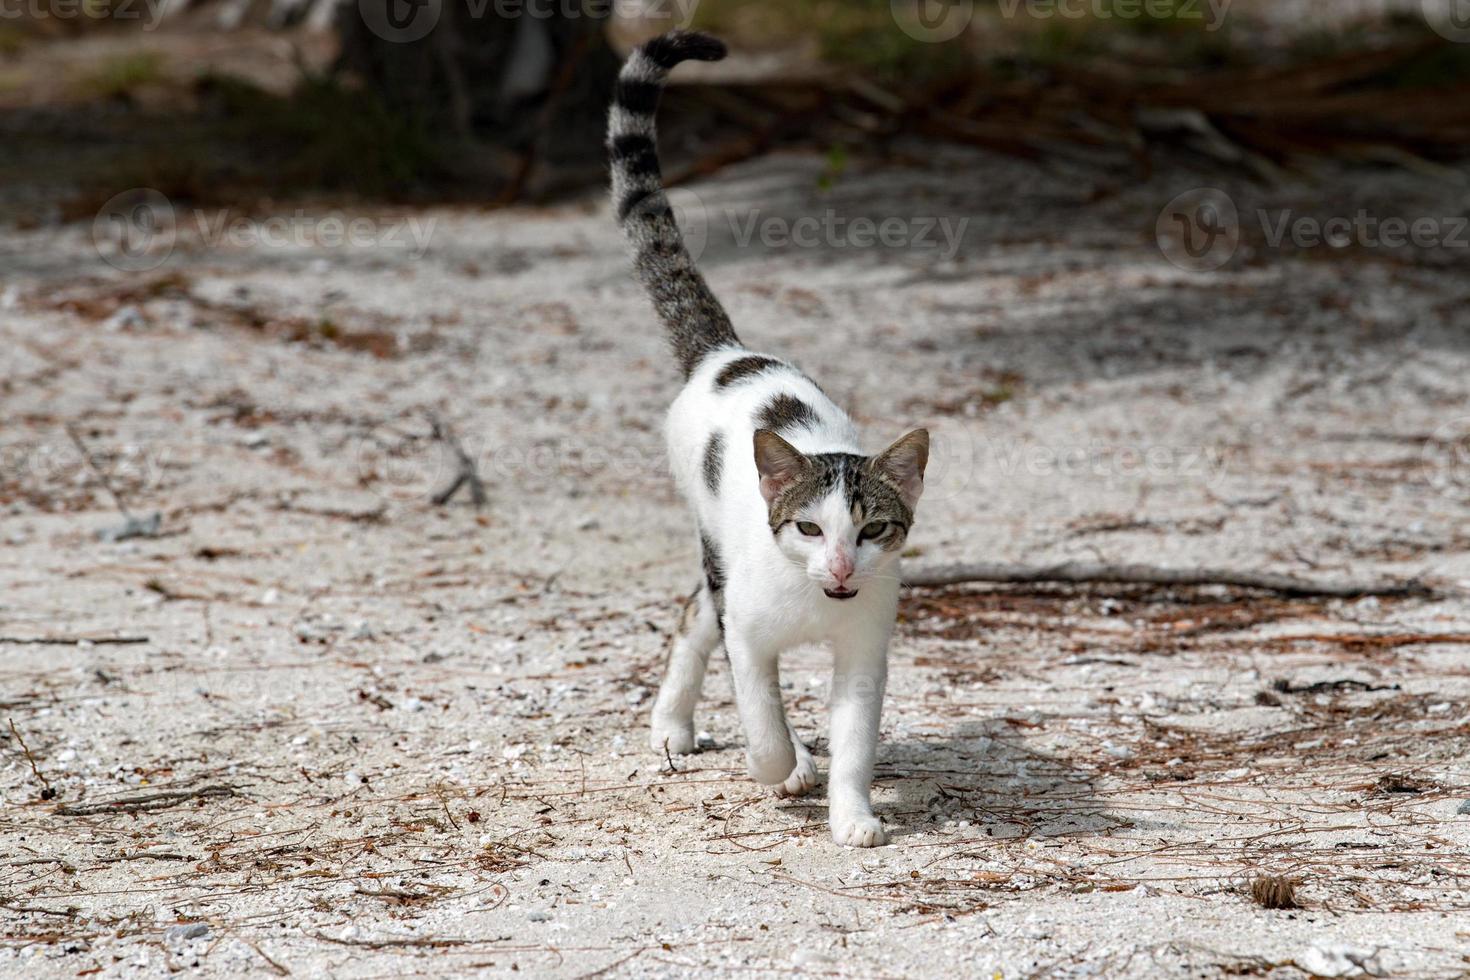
[753,429,810,506]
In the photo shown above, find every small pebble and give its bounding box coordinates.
[165,923,210,943]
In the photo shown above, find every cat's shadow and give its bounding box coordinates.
[874,716,1118,842]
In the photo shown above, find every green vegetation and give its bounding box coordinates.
[73,52,164,100]
[89,73,448,207]
[691,0,970,81]
[204,74,446,198]
[0,25,27,57]
[1361,42,1470,90]
[816,143,848,192]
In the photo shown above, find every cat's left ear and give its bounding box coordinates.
[870,429,929,511]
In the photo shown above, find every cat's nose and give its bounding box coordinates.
[828,550,855,585]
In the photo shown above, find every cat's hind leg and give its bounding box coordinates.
[649,585,721,754]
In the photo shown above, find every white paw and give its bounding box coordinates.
[831,813,887,847]
[772,753,819,798]
[649,721,696,755]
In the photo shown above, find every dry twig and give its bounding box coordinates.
[54,784,239,816]
[902,560,1436,598]
[0,635,148,646]
[428,412,488,508]
[7,719,55,800]
[65,423,161,540]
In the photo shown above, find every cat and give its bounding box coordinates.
[608,30,929,847]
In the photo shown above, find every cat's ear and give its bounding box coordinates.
[753,429,810,506]
[870,429,929,511]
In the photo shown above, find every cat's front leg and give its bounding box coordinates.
[725,632,796,785]
[827,643,889,847]
[772,722,818,798]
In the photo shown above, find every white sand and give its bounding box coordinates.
[3,147,1469,977]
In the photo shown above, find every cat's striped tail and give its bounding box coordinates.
[608,30,740,379]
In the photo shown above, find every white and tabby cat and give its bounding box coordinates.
[608,31,928,847]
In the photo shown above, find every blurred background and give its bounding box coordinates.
[2,0,1468,220]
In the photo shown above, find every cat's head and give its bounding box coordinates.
[753,429,928,600]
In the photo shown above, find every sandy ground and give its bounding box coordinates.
[3,145,1470,978]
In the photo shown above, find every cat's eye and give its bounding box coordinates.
[796,521,822,537]
[859,521,889,542]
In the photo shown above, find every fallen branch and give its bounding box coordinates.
[53,784,239,816]
[901,561,1437,599]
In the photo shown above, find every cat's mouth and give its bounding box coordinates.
[823,587,859,600]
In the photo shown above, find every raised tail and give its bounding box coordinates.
[608,30,740,379]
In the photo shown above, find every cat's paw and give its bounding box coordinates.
[772,753,819,798]
[830,813,887,848]
[649,721,696,755]
[746,743,798,786]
